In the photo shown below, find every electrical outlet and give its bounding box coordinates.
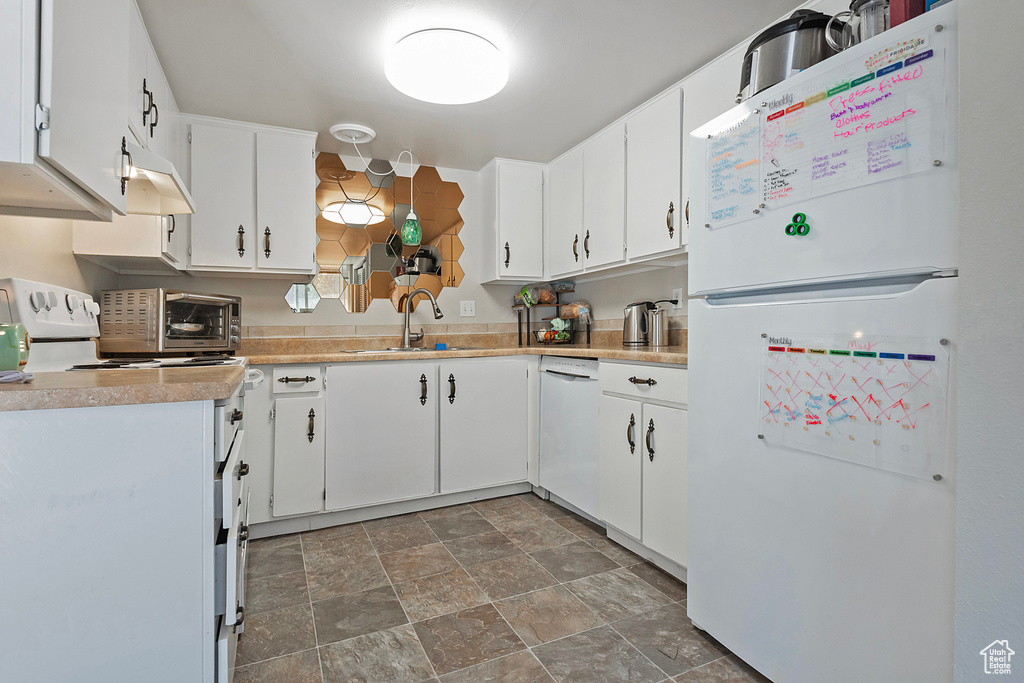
[672,288,684,309]
[460,300,476,317]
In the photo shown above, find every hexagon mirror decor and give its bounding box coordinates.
[306,153,466,313]
[284,283,322,313]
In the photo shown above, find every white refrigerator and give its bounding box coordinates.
[686,6,957,682]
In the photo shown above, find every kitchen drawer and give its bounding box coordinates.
[214,615,239,683]
[599,362,687,405]
[214,395,243,464]
[272,366,322,394]
[214,492,246,624]
[215,429,247,530]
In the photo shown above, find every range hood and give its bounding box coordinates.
[125,141,195,215]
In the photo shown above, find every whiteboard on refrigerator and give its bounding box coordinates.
[704,21,950,228]
[759,333,950,480]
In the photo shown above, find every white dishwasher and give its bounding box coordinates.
[539,356,600,518]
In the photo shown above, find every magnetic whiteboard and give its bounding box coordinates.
[758,26,949,209]
[759,334,949,480]
[705,111,761,228]
[702,20,950,227]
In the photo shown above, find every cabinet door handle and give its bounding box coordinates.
[448,373,456,404]
[148,101,159,138]
[627,413,636,454]
[167,215,175,244]
[419,374,428,405]
[237,225,245,257]
[264,227,272,258]
[142,78,152,126]
[584,230,590,258]
[120,137,132,196]
[307,408,316,443]
[572,234,579,262]
[277,375,316,384]
[646,419,655,461]
[504,242,510,269]
[628,376,657,386]
[685,198,690,227]
[666,201,675,239]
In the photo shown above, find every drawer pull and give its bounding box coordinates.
[627,413,636,454]
[277,375,316,384]
[628,376,657,387]
[229,409,243,424]
[646,419,655,461]
[307,408,316,443]
[420,374,428,405]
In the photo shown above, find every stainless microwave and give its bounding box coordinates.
[98,289,241,354]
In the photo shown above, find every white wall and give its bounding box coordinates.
[954,0,1024,678]
[572,263,689,323]
[0,215,118,296]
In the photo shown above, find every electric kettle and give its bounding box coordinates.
[623,299,678,346]
[623,302,653,346]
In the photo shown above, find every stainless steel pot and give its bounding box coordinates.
[737,10,842,102]
[826,0,890,52]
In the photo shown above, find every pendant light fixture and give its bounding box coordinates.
[329,123,421,244]
[385,29,508,105]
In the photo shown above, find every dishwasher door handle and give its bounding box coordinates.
[544,369,595,380]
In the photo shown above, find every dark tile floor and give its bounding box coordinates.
[234,493,769,683]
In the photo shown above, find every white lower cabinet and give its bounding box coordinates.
[272,396,325,517]
[440,359,528,493]
[598,362,688,568]
[325,363,437,510]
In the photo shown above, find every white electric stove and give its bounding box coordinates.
[0,278,245,372]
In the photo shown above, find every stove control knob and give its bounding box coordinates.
[85,300,101,317]
[229,335,240,345]
[45,291,58,310]
[230,324,240,334]
[65,294,81,313]
[29,291,45,312]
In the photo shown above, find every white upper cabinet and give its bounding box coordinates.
[187,117,317,274]
[127,2,176,158]
[546,147,584,279]
[481,159,544,282]
[255,131,317,272]
[581,122,626,269]
[188,122,255,269]
[626,88,684,258]
[38,0,130,216]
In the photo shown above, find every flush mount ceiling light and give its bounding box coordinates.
[385,29,508,105]
[322,201,386,225]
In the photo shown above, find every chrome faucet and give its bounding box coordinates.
[401,288,444,349]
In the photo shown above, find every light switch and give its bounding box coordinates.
[460,300,476,317]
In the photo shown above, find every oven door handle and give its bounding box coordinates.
[165,293,239,305]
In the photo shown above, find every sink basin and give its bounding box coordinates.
[445,347,485,351]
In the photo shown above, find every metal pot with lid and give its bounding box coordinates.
[737,9,843,103]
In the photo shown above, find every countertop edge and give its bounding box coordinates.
[0,367,246,413]
[245,345,688,366]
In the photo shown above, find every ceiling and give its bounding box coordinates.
[138,0,803,171]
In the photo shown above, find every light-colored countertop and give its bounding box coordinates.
[247,343,688,366]
[0,366,245,412]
